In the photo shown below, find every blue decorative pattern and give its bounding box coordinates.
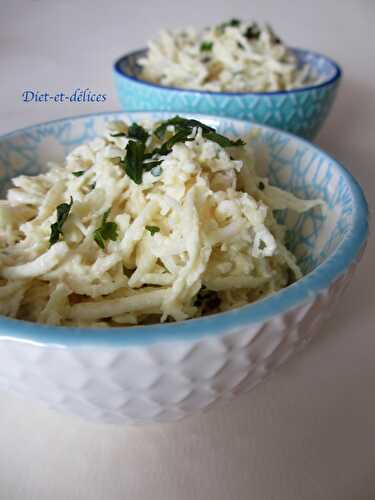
[0,112,368,346]
[114,48,341,139]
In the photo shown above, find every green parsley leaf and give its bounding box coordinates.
[128,123,149,143]
[157,128,194,156]
[228,18,241,27]
[145,225,160,236]
[93,209,119,249]
[49,197,73,246]
[154,116,214,140]
[244,23,260,40]
[193,286,221,311]
[120,140,145,184]
[110,132,127,137]
[200,41,213,52]
[203,131,245,148]
[219,18,241,31]
[259,239,266,250]
[72,171,85,177]
[117,117,246,185]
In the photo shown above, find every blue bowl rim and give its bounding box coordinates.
[0,110,367,347]
[113,47,342,97]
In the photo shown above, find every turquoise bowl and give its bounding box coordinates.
[113,48,342,140]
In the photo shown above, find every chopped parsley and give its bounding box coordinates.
[154,116,214,139]
[110,132,126,137]
[128,123,149,143]
[145,225,160,236]
[200,41,213,52]
[193,286,221,311]
[155,128,195,156]
[110,123,149,143]
[259,240,267,250]
[93,209,119,249]
[72,171,85,177]
[203,131,245,148]
[120,140,145,185]
[220,18,241,30]
[49,197,73,246]
[244,23,260,40]
[154,116,244,149]
[119,116,245,184]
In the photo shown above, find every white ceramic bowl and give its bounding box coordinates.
[0,112,368,425]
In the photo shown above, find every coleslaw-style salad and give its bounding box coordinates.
[0,117,322,327]
[139,19,319,92]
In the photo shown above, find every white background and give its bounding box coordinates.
[1,1,375,499]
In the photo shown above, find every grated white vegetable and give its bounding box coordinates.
[139,21,319,92]
[0,120,322,327]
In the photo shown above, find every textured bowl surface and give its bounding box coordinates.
[114,48,341,139]
[0,112,367,425]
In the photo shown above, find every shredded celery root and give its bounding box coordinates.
[0,117,321,327]
[140,19,318,92]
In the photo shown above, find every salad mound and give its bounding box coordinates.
[139,19,318,92]
[0,116,321,327]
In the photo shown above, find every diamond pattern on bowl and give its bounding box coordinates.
[114,48,341,139]
[0,112,367,424]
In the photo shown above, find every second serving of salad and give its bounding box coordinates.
[139,19,319,92]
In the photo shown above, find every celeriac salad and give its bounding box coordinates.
[0,117,321,327]
[139,19,318,92]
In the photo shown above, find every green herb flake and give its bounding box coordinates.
[154,116,214,140]
[110,132,127,137]
[200,41,213,52]
[259,240,267,250]
[228,18,241,27]
[93,209,119,249]
[193,286,221,311]
[72,171,85,177]
[219,18,241,31]
[118,117,246,184]
[258,181,265,190]
[49,197,73,246]
[145,225,160,236]
[203,131,245,148]
[120,140,146,184]
[244,23,260,40]
[128,123,149,143]
[157,128,194,156]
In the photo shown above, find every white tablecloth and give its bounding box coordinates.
[1,1,374,498]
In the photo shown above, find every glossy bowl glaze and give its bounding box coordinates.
[0,112,367,425]
[114,49,342,139]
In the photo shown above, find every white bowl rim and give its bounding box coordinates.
[0,111,367,347]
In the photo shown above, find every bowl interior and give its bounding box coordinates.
[116,48,339,93]
[0,111,355,278]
